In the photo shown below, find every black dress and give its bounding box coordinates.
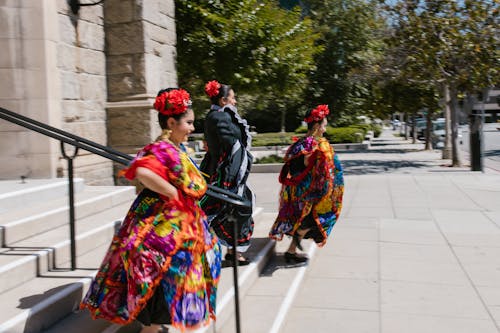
[200,104,254,248]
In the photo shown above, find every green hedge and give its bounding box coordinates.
[254,154,284,164]
[252,126,365,146]
[325,127,364,143]
[295,126,307,134]
[371,124,382,138]
[349,124,371,136]
[252,132,296,146]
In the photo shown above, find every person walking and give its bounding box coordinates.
[80,88,222,333]
[199,80,254,266]
[269,104,344,263]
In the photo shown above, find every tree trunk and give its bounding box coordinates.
[449,85,462,167]
[404,113,409,140]
[442,85,452,159]
[280,108,286,133]
[411,111,417,144]
[425,111,432,150]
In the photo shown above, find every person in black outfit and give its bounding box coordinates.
[200,80,254,265]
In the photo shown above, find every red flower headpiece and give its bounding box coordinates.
[304,104,330,123]
[205,80,221,98]
[153,89,191,116]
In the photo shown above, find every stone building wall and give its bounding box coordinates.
[56,1,112,185]
[0,1,61,181]
[0,0,178,185]
[105,0,178,183]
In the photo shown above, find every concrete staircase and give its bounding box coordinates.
[0,178,136,333]
[0,174,311,333]
[203,213,315,333]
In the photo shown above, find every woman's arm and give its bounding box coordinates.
[135,167,179,200]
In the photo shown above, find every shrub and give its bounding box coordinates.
[371,124,382,138]
[294,126,307,133]
[349,123,371,135]
[252,132,295,147]
[254,154,284,164]
[325,127,364,143]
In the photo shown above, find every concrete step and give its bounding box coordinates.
[0,202,138,333]
[192,211,277,333]
[38,208,276,333]
[0,199,133,294]
[216,233,316,333]
[0,185,135,245]
[0,179,85,215]
[0,269,96,333]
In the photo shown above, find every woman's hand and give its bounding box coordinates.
[135,167,179,201]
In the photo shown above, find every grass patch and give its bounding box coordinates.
[252,132,297,147]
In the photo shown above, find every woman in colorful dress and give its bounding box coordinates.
[81,88,222,333]
[199,80,254,266]
[269,104,344,263]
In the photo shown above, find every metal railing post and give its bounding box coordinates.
[230,212,241,333]
[61,142,79,270]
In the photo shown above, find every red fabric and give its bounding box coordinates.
[122,155,167,181]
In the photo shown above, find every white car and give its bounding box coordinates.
[431,120,445,148]
[431,119,462,149]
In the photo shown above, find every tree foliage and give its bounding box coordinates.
[175,0,321,132]
[380,0,499,162]
[305,0,387,126]
[382,0,498,90]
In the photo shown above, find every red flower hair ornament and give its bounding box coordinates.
[153,89,191,116]
[205,80,221,98]
[304,104,330,123]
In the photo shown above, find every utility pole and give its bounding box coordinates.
[469,89,489,172]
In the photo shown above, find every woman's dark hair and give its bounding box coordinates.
[156,87,191,129]
[304,108,321,130]
[209,84,232,105]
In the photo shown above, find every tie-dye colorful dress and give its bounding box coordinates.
[80,140,222,330]
[269,136,344,246]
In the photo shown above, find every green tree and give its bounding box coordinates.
[305,0,387,125]
[175,0,321,132]
[382,0,499,165]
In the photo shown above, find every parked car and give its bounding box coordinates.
[411,118,427,139]
[431,118,462,149]
[431,119,446,148]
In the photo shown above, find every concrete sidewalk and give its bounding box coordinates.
[247,129,500,333]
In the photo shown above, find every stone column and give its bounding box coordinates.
[104,0,177,163]
[0,1,62,179]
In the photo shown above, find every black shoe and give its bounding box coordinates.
[284,252,308,264]
[225,252,251,266]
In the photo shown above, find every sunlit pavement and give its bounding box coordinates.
[247,128,500,333]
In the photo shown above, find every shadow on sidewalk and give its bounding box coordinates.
[342,160,432,175]
[260,253,309,277]
[338,147,422,155]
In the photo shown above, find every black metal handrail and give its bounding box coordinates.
[1,107,249,333]
[0,107,250,205]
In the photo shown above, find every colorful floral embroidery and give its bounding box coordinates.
[269,136,344,247]
[81,141,221,330]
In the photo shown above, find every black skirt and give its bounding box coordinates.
[136,283,171,326]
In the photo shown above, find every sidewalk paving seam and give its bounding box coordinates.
[430,206,500,332]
